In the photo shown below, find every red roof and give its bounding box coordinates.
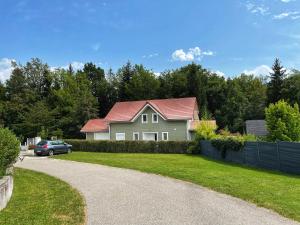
[105,97,197,122]
[80,119,109,133]
[81,97,198,132]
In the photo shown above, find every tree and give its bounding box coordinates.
[23,58,52,100]
[282,70,300,105]
[265,100,300,141]
[125,65,159,100]
[82,63,109,117]
[118,62,135,101]
[267,58,286,104]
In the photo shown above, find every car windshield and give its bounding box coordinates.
[36,141,47,146]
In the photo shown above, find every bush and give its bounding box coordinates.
[265,100,300,142]
[0,128,20,176]
[188,122,217,154]
[64,139,191,154]
[211,135,256,158]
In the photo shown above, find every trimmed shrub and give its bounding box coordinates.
[188,122,217,154]
[265,100,300,142]
[0,128,20,176]
[211,135,256,158]
[64,139,191,154]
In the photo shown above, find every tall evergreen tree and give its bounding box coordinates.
[267,58,286,104]
[118,62,135,101]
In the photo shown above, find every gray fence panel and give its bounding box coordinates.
[200,141,222,160]
[244,142,259,166]
[278,142,300,174]
[200,141,300,175]
[257,142,279,170]
[226,150,244,164]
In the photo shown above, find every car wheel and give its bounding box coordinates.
[67,148,72,154]
[48,150,54,156]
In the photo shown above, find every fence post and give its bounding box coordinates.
[257,141,260,164]
[277,141,281,171]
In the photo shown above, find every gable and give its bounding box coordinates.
[105,97,197,122]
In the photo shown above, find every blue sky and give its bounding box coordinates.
[0,0,300,81]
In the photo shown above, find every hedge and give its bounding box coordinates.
[64,139,191,154]
[0,128,20,177]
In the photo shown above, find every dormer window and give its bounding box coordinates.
[142,114,148,123]
[152,113,158,123]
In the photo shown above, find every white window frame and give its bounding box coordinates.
[162,132,169,141]
[133,132,139,141]
[152,113,158,123]
[115,133,125,141]
[142,132,158,141]
[141,114,148,123]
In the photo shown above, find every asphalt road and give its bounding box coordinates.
[16,157,299,225]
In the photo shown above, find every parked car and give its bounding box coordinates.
[34,140,72,156]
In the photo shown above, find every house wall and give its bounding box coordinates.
[85,132,110,140]
[86,133,94,140]
[110,107,188,141]
[94,132,110,140]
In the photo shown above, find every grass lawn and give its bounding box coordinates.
[0,168,85,225]
[54,152,300,222]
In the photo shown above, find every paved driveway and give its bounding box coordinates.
[16,157,299,225]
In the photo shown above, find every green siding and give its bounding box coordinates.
[110,107,188,141]
[86,133,94,140]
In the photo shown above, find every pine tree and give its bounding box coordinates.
[267,58,286,104]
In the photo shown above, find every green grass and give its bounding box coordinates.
[54,152,300,222]
[0,168,85,225]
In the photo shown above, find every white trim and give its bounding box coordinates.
[133,132,139,141]
[141,114,148,123]
[162,132,169,141]
[115,133,125,141]
[152,113,158,123]
[131,104,166,122]
[142,132,158,141]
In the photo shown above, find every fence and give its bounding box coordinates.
[200,141,300,175]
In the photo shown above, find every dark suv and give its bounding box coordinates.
[34,140,72,156]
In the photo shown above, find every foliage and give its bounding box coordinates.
[55,152,300,222]
[0,57,298,140]
[188,121,217,154]
[0,168,85,225]
[265,100,300,141]
[267,58,286,104]
[64,139,191,153]
[211,134,256,158]
[0,128,20,176]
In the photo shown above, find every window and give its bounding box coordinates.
[162,132,168,141]
[142,114,148,123]
[143,132,158,141]
[116,133,125,141]
[152,113,158,123]
[133,132,139,141]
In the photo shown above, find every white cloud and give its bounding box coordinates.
[280,0,294,3]
[0,58,15,82]
[246,2,269,15]
[273,11,300,19]
[142,53,159,59]
[154,72,161,76]
[243,65,272,76]
[51,61,84,71]
[171,47,214,62]
[213,70,226,77]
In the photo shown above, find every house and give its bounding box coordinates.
[246,120,268,136]
[81,97,208,141]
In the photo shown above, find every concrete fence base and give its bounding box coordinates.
[0,176,13,210]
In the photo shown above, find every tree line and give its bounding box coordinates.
[0,58,299,140]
